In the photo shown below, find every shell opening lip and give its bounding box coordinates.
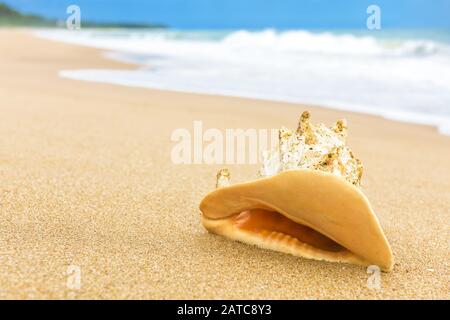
[203,208,351,254]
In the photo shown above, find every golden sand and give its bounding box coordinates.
[0,30,448,299]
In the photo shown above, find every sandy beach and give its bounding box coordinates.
[0,29,448,299]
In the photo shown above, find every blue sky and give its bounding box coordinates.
[3,0,450,29]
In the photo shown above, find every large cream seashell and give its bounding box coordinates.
[200,170,393,271]
[199,112,394,272]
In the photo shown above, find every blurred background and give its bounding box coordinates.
[2,0,450,134]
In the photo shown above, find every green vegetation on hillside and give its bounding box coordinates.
[0,3,54,26]
[0,3,167,28]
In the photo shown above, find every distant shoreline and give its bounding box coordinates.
[0,3,167,29]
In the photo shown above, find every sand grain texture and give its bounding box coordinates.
[0,30,449,299]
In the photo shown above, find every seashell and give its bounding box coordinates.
[200,112,393,272]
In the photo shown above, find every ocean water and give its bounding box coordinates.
[36,29,450,135]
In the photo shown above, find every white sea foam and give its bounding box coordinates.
[36,29,450,135]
